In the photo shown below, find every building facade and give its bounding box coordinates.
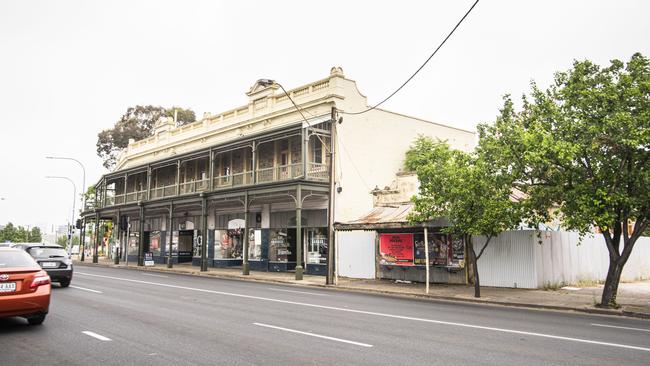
[80,67,475,278]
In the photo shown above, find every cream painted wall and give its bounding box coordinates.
[333,91,475,222]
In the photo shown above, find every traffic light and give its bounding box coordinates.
[76,219,82,229]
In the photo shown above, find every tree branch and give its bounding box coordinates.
[622,214,630,244]
[475,234,493,261]
[601,229,619,262]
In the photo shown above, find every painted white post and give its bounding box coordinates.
[424,227,430,294]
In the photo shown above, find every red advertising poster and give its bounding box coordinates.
[379,233,414,266]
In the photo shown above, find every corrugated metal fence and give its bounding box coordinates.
[475,230,650,289]
[472,231,538,288]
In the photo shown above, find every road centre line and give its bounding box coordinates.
[82,331,112,341]
[69,285,103,294]
[591,323,650,332]
[76,271,650,353]
[141,273,169,278]
[254,322,372,348]
[267,287,329,296]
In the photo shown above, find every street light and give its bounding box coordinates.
[46,156,86,260]
[257,79,337,283]
[45,176,76,256]
[46,156,86,208]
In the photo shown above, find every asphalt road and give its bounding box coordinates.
[2,266,650,366]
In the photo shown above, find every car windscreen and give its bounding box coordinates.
[0,251,39,268]
[27,247,68,259]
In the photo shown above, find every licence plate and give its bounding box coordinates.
[0,282,16,293]
[41,262,58,268]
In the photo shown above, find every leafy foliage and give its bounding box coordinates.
[0,223,43,243]
[406,137,521,237]
[406,137,522,297]
[479,53,650,307]
[96,105,196,169]
[56,234,79,248]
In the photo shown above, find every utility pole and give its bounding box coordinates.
[326,106,337,285]
[45,176,76,257]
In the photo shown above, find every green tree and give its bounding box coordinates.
[0,223,42,243]
[14,226,28,242]
[56,234,79,249]
[29,227,42,242]
[406,137,522,297]
[0,222,17,242]
[96,105,196,169]
[480,53,650,308]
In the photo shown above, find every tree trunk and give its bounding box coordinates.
[468,236,480,298]
[600,260,624,308]
[599,222,645,308]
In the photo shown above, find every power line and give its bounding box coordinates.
[338,0,480,116]
[337,132,371,192]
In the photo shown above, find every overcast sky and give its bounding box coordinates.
[0,0,648,233]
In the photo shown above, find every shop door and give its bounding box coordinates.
[286,229,308,266]
[178,230,194,263]
[142,231,151,253]
[287,228,296,264]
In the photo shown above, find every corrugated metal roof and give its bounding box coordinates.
[335,204,449,231]
[345,204,414,225]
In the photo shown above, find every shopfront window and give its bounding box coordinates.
[192,230,203,258]
[128,232,139,256]
[307,228,327,264]
[150,231,162,256]
[248,228,262,260]
[268,229,289,262]
[171,231,179,254]
[213,229,242,259]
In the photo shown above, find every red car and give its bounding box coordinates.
[0,247,51,325]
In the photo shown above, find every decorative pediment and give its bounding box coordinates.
[246,80,279,100]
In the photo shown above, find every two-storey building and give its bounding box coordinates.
[80,67,474,279]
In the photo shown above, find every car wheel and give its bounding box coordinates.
[27,314,46,325]
[60,279,71,288]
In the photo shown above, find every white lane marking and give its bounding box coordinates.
[592,323,650,333]
[70,285,103,294]
[82,331,112,341]
[267,287,329,296]
[141,273,169,278]
[76,272,650,352]
[254,323,372,348]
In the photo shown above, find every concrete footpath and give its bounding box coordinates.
[75,257,650,319]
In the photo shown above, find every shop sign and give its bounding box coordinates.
[379,233,413,266]
[414,233,451,266]
[144,252,154,266]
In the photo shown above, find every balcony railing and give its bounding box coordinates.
[257,163,303,183]
[98,162,329,208]
[214,171,254,189]
[104,194,125,206]
[179,178,210,194]
[307,163,329,181]
[150,184,176,199]
[125,190,146,203]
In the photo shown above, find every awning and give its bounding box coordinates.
[335,204,448,231]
